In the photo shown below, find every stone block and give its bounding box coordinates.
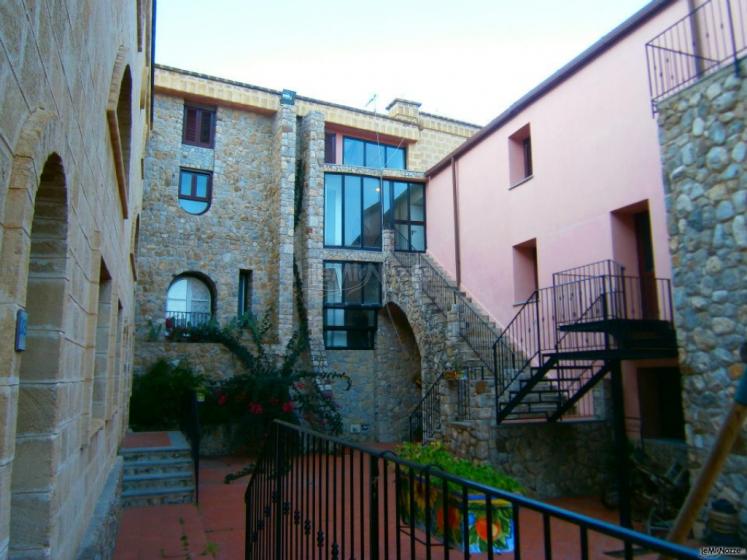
[17,331,62,382]
[0,383,18,465]
[15,382,65,435]
[9,490,52,553]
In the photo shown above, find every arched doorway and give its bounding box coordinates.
[11,154,68,553]
[374,302,422,442]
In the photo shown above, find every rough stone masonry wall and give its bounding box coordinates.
[657,60,747,536]
[0,2,150,558]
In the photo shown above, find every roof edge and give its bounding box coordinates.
[426,0,675,177]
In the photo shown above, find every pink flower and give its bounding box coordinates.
[248,402,263,415]
[282,401,294,414]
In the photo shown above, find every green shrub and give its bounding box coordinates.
[129,359,205,430]
[396,441,523,494]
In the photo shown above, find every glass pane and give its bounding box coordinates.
[362,177,382,248]
[187,277,211,301]
[344,175,362,247]
[323,263,343,304]
[343,263,363,305]
[382,181,392,228]
[411,224,425,251]
[199,111,212,144]
[386,146,405,169]
[325,309,345,326]
[365,142,385,169]
[362,264,381,305]
[345,309,375,328]
[325,133,336,164]
[324,175,343,246]
[393,182,408,221]
[343,138,364,166]
[195,174,209,198]
[395,223,409,250]
[325,330,347,348]
[179,199,208,214]
[179,172,192,195]
[409,183,424,221]
[166,279,188,312]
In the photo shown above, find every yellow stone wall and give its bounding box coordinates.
[0,1,151,558]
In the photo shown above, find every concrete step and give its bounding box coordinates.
[124,457,193,476]
[123,472,194,492]
[120,446,191,463]
[121,486,195,508]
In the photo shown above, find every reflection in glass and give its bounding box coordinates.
[343,138,364,166]
[344,175,362,246]
[363,177,382,248]
[324,175,343,245]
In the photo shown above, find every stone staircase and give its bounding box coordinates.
[120,431,195,508]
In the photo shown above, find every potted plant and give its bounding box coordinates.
[396,441,522,554]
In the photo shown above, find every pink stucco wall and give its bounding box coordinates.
[426,1,690,331]
[425,2,692,433]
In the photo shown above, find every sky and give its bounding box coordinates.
[155,0,652,125]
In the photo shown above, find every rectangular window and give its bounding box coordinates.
[342,137,406,170]
[325,132,337,164]
[509,124,533,187]
[324,173,382,250]
[323,261,381,349]
[238,269,252,317]
[512,239,538,302]
[383,181,426,252]
[178,168,212,215]
[183,104,216,148]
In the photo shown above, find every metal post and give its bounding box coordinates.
[610,360,633,533]
[274,426,283,560]
[725,0,741,76]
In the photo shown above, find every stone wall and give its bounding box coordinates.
[137,94,277,336]
[0,2,151,558]
[134,342,244,379]
[657,60,747,536]
[490,421,614,498]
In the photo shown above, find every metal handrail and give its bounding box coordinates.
[244,420,700,559]
[646,0,746,111]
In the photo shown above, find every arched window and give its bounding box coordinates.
[178,168,212,215]
[166,275,213,328]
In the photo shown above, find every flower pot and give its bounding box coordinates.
[398,476,515,553]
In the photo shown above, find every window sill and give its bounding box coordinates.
[509,174,534,190]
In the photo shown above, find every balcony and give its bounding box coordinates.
[645,0,746,112]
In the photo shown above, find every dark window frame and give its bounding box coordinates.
[324,132,337,164]
[342,136,407,170]
[323,261,381,350]
[385,181,427,253]
[238,269,252,317]
[178,168,212,215]
[522,136,533,178]
[324,172,383,251]
[183,103,216,148]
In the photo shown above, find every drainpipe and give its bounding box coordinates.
[451,157,462,288]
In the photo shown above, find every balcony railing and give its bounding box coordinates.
[646,0,746,112]
[165,311,213,331]
[245,420,700,559]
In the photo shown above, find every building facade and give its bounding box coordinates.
[425,0,746,535]
[0,1,152,559]
[136,66,479,443]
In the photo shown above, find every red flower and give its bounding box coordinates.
[270,397,279,405]
[295,382,305,390]
[475,517,502,542]
[282,401,294,413]
[248,402,263,415]
[436,506,460,532]
[217,394,228,406]
[165,317,174,329]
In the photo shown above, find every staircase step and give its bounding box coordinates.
[509,391,566,404]
[123,458,193,476]
[121,486,195,508]
[120,446,191,463]
[123,472,194,492]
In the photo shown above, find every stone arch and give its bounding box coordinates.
[10,153,69,554]
[165,271,217,327]
[107,46,133,217]
[374,302,423,442]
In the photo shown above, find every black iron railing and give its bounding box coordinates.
[408,371,444,442]
[552,259,626,285]
[493,274,673,408]
[181,390,202,504]
[455,365,489,421]
[165,310,213,330]
[646,0,746,111]
[244,420,699,560]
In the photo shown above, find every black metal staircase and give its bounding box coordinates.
[493,260,677,424]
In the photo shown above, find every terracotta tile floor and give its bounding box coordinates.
[115,450,700,559]
[122,431,173,449]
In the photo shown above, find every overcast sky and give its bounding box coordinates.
[156,0,651,125]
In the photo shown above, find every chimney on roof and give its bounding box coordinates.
[386,98,421,124]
